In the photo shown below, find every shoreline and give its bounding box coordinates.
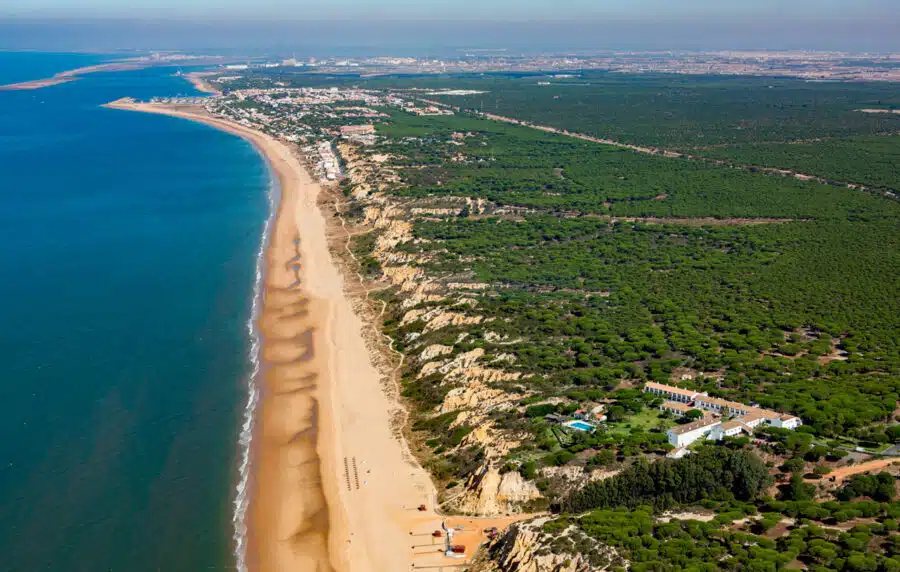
[0,59,225,92]
[105,100,337,570]
[0,60,150,91]
[185,71,222,95]
[104,100,454,572]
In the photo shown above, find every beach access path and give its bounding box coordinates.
[104,100,512,571]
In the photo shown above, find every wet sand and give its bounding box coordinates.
[104,100,456,571]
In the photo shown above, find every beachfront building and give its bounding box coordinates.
[666,418,720,448]
[643,381,700,404]
[659,400,695,417]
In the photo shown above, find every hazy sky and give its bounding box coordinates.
[4,0,898,21]
[1,0,898,52]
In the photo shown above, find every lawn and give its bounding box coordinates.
[607,409,674,437]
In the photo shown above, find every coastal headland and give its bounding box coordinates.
[104,98,530,571]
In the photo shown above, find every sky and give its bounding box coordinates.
[3,0,898,21]
[1,0,898,52]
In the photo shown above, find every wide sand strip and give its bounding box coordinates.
[105,100,449,571]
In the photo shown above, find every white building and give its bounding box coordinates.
[771,414,803,430]
[659,400,695,417]
[643,382,700,404]
[709,420,752,441]
[695,395,753,417]
[734,410,768,429]
[667,418,721,448]
[734,407,803,431]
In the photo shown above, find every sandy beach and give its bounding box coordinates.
[185,72,221,95]
[105,99,498,571]
[0,76,78,90]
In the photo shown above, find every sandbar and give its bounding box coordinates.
[0,61,150,91]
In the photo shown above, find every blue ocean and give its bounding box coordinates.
[0,53,269,570]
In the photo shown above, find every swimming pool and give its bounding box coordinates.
[565,420,594,432]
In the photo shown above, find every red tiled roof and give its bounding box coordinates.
[644,381,699,397]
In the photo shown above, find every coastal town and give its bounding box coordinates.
[149,85,461,183]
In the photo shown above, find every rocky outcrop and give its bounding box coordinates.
[460,422,521,458]
[383,265,424,291]
[423,310,485,333]
[470,518,624,572]
[419,347,485,378]
[417,344,453,363]
[374,219,413,252]
[400,307,485,331]
[449,465,542,515]
[440,380,521,414]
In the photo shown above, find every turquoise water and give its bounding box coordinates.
[0,53,268,570]
[566,421,595,432]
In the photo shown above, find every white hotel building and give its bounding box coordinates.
[645,382,803,448]
[643,381,700,403]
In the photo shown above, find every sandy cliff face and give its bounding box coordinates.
[334,144,560,518]
[448,466,542,515]
[470,518,622,572]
